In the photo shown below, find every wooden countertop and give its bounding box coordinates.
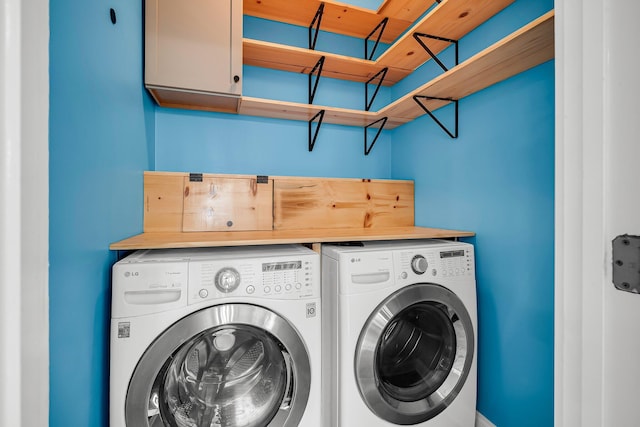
[110,226,475,250]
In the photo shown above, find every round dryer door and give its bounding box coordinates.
[355,283,475,425]
[125,304,311,427]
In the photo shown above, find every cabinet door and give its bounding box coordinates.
[145,0,242,96]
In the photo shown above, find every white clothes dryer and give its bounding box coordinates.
[109,245,321,427]
[322,240,477,427]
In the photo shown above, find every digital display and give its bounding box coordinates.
[262,261,302,272]
[440,250,465,258]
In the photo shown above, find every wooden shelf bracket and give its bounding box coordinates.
[412,33,459,72]
[365,67,388,111]
[364,117,388,155]
[365,17,389,60]
[413,95,458,138]
[308,3,324,50]
[308,109,325,152]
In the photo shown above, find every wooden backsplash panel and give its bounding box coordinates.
[144,172,184,232]
[273,177,414,229]
[143,172,414,232]
[182,176,273,231]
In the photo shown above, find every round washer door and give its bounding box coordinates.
[126,304,311,427]
[355,283,475,425]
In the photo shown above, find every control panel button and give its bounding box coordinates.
[295,283,302,289]
[285,284,292,291]
[198,289,209,299]
[432,269,437,276]
[275,285,282,293]
[400,272,408,279]
[215,267,241,293]
[246,285,255,294]
[264,286,271,293]
[411,255,428,275]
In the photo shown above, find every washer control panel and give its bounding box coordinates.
[396,246,474,282]
[188,255,318,304]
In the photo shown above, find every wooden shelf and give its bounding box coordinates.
[110,226,475,250]
[243,38,408,85]
[238,96,383,127]
[377,0,514,71]
[237,11,555,129]
[243,0,515,86]
[243,0,435,43]
[380,10,555,122]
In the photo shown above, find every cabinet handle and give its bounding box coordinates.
[233,75,240,83]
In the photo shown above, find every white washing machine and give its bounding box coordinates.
[110,245,321,427]
[322,240,477,427]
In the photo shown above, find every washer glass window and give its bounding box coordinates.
[159,325,289,427]
[126,304,310,427]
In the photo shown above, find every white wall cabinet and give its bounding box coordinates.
[145,0,242,113]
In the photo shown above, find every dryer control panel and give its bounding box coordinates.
[189,255,318,304]
[395,245,474,283]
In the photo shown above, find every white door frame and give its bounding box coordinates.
[555,0,608,425]
[0,0,25,422]
[0,0,49,425]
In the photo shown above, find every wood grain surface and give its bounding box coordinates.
[182,176,273,232]
[111,226,475,250]
[144,172,184,232]
[273,177,414,229]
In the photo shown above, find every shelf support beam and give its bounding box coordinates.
[364,117,388,155]
[308,56,325,104]
[309,3,324,50]
[365,67,388,111]
[412,33,458,72]
[308,110,325,152]
[365,17,389,60]
[413,95,458,138]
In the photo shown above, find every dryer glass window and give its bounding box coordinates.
[355,283,474,424]
[376,302,456,402]
[157,325,290,427]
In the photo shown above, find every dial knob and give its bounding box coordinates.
[411,255,428,275]
[215,267,241,293]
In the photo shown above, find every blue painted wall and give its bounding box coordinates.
[49,0,554,426]
[390,1,555,425]
[49,0,154,425]
[155,17,392,177]
[155,108,391,178]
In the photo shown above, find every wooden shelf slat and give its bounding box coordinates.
[238,96,382,127]
[110,226,475,250]
[243,0,434,43]
[243,38,410,85]
[377,0,514,72]
[243,0,514,86]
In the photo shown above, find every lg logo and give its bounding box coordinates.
[350,258,361,263]
[123,271,139,278]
